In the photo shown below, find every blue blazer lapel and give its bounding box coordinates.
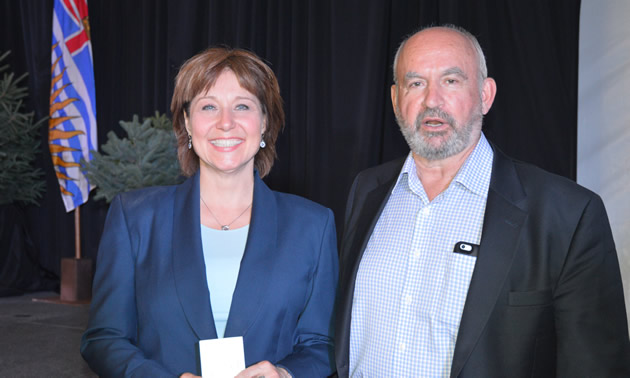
[171,172,218,340]
[450,148,528,377]
[224,173,277,337]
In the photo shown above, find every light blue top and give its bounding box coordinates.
[200,224,249,338]
[350,134,494,377]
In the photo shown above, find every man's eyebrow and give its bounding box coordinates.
[404,71,423,81]
[443,67,468,79]
[403,68,468,82]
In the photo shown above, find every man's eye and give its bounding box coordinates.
[410,81,423,88]
[445,78,458,85]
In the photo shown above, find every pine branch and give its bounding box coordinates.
[0,51,46,206]
[82,112,183,203]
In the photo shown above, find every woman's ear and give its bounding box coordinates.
[184,112,191,135]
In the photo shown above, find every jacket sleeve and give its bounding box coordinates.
[80,196,175,377]
[554,194,630,376]
[276,208,339,377]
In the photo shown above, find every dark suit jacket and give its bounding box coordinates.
[335,146,630,377]
[81,172,338,377]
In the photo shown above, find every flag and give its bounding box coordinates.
[49,0,97,212]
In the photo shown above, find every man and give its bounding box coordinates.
[335,24,630,377]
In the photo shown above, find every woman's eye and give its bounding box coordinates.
[201,104,216,111]
[235,104,250,110]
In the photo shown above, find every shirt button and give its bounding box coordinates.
[404,294,412,305]
[399,342,406,351]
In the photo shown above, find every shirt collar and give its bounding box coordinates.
[453,133,494,198]
[394,133,494,200]
[394,152,424,199]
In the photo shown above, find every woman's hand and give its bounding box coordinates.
[179,373,201,378]
[235,360,291,378]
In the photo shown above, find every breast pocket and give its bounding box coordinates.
[506,289,555,341]
[435,252,478,326]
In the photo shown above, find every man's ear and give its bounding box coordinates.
[481,77,497,115]
[391,84,399,116]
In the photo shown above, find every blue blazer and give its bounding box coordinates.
[81,172,338,377]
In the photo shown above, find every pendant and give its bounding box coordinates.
[221,225,230,231]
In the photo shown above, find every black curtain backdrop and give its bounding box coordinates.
[0,0,580,290]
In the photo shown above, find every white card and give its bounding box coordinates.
[199,336,246,378]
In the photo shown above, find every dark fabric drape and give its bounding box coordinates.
[0,0,580,290]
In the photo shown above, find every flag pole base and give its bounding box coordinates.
[59,257,93,302]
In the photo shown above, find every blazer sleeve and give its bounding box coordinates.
[80,196,174,377]
[276,208,339,377]
[554,194,630,376]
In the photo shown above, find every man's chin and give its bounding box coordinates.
[418,134,452,151]
[412,136,468,161]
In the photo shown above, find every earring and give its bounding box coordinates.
[260,134,266,149]
[188,134,192,150]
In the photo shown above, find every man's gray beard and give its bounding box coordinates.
[397,107,482,161]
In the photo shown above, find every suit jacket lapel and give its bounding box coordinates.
[341,159,405,278]
[338,178,394,317]
[224,173,277,337]
[337,160,403,376]
[450,148,528,377]
[172,172,218,340]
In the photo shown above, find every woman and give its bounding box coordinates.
[81,47,338,377]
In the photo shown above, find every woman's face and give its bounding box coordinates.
[185,69,266,176]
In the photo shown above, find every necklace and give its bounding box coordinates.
[200,195,252,231]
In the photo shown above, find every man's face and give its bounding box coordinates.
[391,28,495,161]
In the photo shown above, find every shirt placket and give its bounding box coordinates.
[392,199,431,374]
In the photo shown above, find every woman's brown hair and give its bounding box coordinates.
[170,47,284,177]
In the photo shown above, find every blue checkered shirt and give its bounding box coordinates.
[349,134,494,377]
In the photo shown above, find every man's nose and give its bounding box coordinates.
[423,83,443,109]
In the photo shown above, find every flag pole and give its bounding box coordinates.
[74,204,81,259]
